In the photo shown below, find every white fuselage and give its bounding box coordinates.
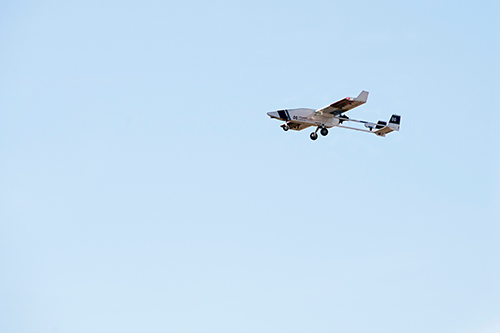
[267,108,340,128]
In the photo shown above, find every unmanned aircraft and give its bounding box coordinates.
[267,91,401,140]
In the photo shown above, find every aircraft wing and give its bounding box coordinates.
[316,91,369,116]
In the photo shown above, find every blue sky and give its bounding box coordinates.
[1,1,499,332]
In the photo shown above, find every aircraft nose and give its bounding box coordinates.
[267,111,279,118]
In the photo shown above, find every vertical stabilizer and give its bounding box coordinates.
[388,114,401,131]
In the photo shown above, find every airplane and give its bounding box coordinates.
[267,91,401,140]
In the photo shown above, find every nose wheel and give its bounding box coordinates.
[281,123,289,131]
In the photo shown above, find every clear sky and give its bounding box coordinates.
[1,1,499,332]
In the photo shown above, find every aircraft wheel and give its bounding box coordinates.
[282,125,289,131]
[320,128,328,136]
[310,132,318,140]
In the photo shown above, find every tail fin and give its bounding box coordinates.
[388,114,401,131]
[374,114,401,137]
[375,120,387,129]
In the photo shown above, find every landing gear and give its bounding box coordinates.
[281,124,289,131]
[310,126,328,140]
[310,125,325,141]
